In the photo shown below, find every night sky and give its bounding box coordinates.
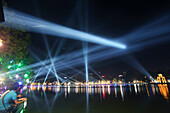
[4,0,170,78]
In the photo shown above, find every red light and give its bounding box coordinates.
[102,87,105,100]
[102,76,105,78]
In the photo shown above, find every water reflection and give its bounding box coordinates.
[42,86,46,91]
[114,86,117,98]
[120,85,124,101]
[68,86,70,94]
[134,84,138,94]
[102,86,105,100]
[158,84,169,100]
[145,85,150,96]
[137,84,140,93]
[65,87,67,98]
[28,84,170,102]
[151,84,156,95]
[22,84,170,113]
[129,84,132,94]
[107,85,111,95]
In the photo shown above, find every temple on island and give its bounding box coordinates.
[156,74,167,83]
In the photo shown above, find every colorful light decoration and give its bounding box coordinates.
[8,65,11,69]
[0,41,2,46]
[15,74,19,79]
[26,79,29,84]
[9,76,13,79]
[0,78,3,84]
[24,74,28,78]
[10,60,13,63]
[18,63,21,66]
[18,81,23,85]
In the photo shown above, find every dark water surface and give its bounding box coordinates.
[20,84,170,113]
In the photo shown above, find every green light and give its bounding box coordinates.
[26,79,29,83]
[9,76,13,79]
[20,109,24,113]
[18,63,21,66]
[8,65,11,69]
[24,74,28,78]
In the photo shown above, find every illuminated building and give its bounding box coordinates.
[48,83,52,86]
[43,83,47,86]
[31,83,37,86]
[156,74,167,83]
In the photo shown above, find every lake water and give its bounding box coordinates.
[20,84,170,113]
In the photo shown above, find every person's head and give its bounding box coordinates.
[9,83,21,92]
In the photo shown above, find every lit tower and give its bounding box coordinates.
[157,74,167,83]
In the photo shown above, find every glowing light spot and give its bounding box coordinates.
[0,42,2,46]
[26,79,29,83]
[15,74,19,79]
[18,63,21,66]
[18,81,23,85]
[24,74,28,78]
[8,65,11,69]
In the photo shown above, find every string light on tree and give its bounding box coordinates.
[8,65,11,69]
[0,39,2,46]
[24,74,28,78]
[9,76,13,79]
[18,63,21,66]
[18,81,23,85]
[15,74,19,79]
[16,68,20,71]
[26,79,29,84]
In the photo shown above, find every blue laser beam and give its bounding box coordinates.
[1,9,170,80]
[35,35,170,80]
[122,55,154,80]
[4,8,126,49]
[43,36,59,82]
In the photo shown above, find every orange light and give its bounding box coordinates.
[158,84,169,100]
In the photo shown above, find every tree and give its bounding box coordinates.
[0,2,34,83]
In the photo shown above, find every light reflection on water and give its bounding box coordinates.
[17,84,170,113]
[158,84,169,100]
[27,84,170,101]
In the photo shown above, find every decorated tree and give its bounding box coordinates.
[0,1,34,84]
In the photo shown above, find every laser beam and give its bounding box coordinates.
[4,8,126,49]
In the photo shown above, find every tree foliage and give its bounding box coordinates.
[0,3,34,82]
